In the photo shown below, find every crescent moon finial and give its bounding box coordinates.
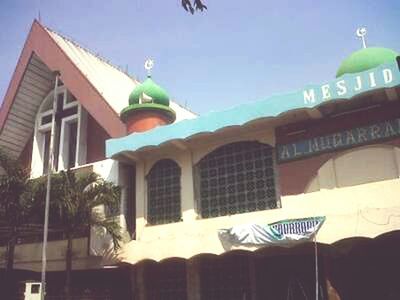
[144,59,154,76]
[356,27,367,49]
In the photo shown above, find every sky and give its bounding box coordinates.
[0,0,399,115]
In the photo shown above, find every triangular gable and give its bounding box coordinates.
[45,27,140,116]
[0,20,128,158]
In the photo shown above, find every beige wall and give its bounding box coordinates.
[5,128,400,271]
[134,127,275,241]
[122,178,400,263]
[124,129,400,264]
[0,238,100,272]
[306,145,400,192]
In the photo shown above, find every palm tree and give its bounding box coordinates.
[48,169,123,300]
[0,148,36,297]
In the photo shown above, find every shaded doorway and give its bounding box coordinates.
[254,253,326,300]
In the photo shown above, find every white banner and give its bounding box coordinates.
[218,216,325,250]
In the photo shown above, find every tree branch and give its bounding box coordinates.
[181,0,207,14]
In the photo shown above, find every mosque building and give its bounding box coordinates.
[1,20,400,299]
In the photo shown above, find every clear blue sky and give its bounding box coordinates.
[0,0,399,114]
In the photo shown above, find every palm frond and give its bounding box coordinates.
[0,148,34,227]
[41,169,123,249]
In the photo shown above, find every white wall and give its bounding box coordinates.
[170,101,197,122]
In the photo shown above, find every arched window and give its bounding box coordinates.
[32,86,87,177]
[195,141,278,218]
[147,159,182,225]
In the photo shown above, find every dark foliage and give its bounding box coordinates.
[181,0,207,14]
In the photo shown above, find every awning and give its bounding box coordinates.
[106,60,400,158]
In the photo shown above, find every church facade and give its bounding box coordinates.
[1,20,400,299]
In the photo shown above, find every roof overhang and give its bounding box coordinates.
[0,20,127,158]
[0,53,53,157]
[106,59,400,159]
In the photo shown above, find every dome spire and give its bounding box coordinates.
[144,58,154,77]
[356,27,368,49]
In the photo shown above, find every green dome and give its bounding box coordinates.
[120,103,176,123]
[129,76,170,106]
[336,47,398,78]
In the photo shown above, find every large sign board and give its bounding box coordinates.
[277,117,400,162]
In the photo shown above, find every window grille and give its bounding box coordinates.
[195,141,278,218]
[147,159,181,225]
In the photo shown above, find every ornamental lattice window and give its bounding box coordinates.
[147,159,182,225]
[195,141,278,218]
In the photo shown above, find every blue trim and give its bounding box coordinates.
[107,61,400,158]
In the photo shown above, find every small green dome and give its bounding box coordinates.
[120,103,176,123]
[129,76,170,106]
[336,47,398,78]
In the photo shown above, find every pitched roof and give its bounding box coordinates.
[0,20,197,159]
[0,20,132,159]
[45,27,140,114]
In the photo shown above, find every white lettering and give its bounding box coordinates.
[357,128,368,142]
[280,146,291,160]
[308,139,320,152]
[336,80,347,96]
[370,125,381,139]
[319,136,331,150]
[345,130,357,144]
[354,76,362,91]
[332,133,343,147]
[293,144,303,157]
[384,122,397,137]
[383,69,393,84]
[303,89,316,104]
[321,84,331,100]
[369,72,377,88]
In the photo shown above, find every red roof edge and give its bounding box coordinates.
[0,20,127,138]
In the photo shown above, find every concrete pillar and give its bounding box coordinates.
[186,258,201,300]
[130,267,138,300]
[248,255,257,300]
[135,161,146,239]
[135,262,147,300]
[179,151,197,222]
